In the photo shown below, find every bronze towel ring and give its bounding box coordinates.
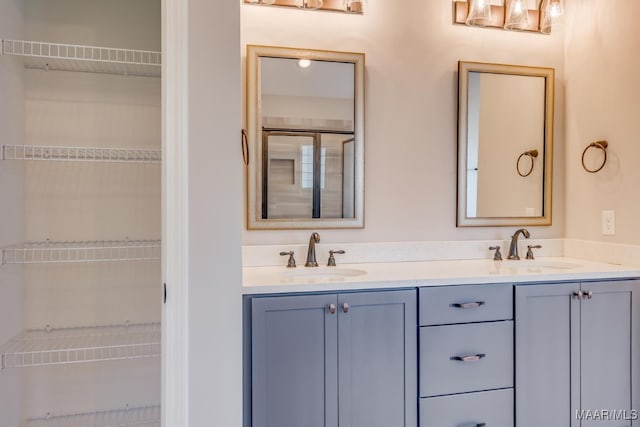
[517,149,539,177]
[581,140,608,173]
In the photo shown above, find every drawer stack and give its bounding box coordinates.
[419,284,514,427]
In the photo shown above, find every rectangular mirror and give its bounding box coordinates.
[246,45,365,229]
[457,61,555,227]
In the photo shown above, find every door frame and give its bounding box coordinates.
[162,0,190,425]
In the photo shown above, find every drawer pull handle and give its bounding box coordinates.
[451,353,486,362]
[451,301,486,309]
[476,424,487,427]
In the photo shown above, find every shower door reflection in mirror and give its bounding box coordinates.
[263,132,355,220]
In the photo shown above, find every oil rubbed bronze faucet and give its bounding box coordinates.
[507,228,531,260]
[305,232,321,267]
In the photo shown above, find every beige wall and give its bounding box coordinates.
[241,0,566,245]
[474,73,546,218]
[564,0,640,244]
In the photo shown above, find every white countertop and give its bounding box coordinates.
[243,257,640,294]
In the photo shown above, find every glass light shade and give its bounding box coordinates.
[248,0,276,4]
[504,0,530,30]
[540,0,564,34]
[296,0,323,9]
[466,0,493,27]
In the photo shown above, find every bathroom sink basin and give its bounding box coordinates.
[280,267,367,282]
[507,260,581,270]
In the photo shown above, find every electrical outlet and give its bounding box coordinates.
[602,210,616,235]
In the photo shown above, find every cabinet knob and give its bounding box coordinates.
[586,290,593,300]
[573,291,584,300]
[328,304,336,314]
[342,303,350,314]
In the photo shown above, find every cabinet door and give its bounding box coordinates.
[515,283,581,427]
[251,294,338,427]
[580,280,640,427]
[337,290,417,427]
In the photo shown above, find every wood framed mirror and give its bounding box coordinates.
[457,61,555,227]
[246,45,365,229]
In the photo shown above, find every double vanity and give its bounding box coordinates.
[243,239,640,427]
[240,42,638,427]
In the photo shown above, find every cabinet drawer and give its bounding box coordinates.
[420,321,513,397]
[419,388,513,427]
[419,284,512,326]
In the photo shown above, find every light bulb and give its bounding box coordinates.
[548,0,563,17]
[298,59,311,68]
[513,1,523,13]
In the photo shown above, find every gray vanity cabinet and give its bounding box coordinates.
[418,284,514,427]
[515,280,640,427]
[250,294,338,427]
[248,290,417,427]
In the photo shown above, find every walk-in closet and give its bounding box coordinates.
[0,1,162,425]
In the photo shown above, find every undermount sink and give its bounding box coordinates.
[280,267,367,282]
[506,260,582,270]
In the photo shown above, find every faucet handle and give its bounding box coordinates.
[280,251,296,268]
[526,245,542,260]
[489,246,503,261]
[327,250,346,267]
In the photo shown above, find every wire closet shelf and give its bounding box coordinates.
[1,322,161,370]
[1,39,162,77]
[2,145,161,163]
[27,404,160,427]
[1,240,161,265]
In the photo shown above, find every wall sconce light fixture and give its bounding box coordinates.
[453,0,564,34]
[244,0,364,14]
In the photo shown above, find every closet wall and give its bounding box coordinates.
[0,0,161,425]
